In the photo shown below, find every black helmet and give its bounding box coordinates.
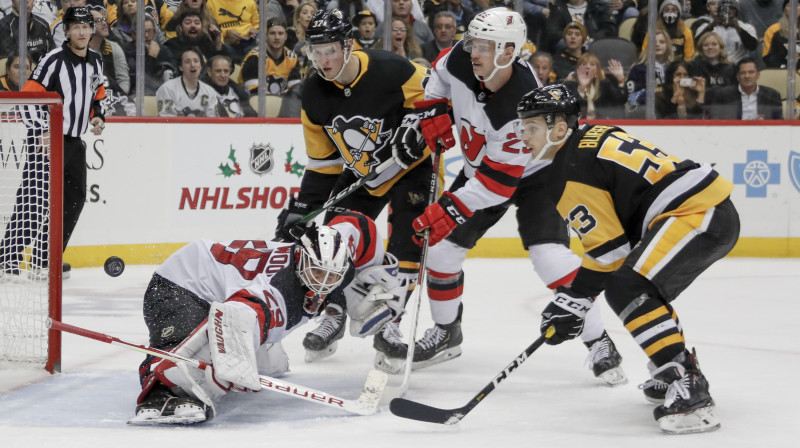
[352,10,378,27]
[63,6,94,28]
[307,9,352,46]
[517,84,580,130]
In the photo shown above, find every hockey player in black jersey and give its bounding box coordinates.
[517,84,740,434]
[274,9,434,366]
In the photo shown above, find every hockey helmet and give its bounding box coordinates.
[517,85,580,130]
[307,9,353,46]
[295,224,351,313]
[465,8,526,61]
[352,9,378,27]
[63,6,95,29]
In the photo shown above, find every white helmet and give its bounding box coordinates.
[296,225,350,313]
[465,7,526,81]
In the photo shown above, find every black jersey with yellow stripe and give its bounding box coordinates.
[547,124,734,288]
[299,49,429,205]
[240,47,301,94]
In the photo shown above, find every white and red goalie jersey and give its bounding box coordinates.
[425,40,547,212]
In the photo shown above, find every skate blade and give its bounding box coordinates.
[374,352,406,375]
[304,341,338,363]
[412,346,462,371]
[658,405,721,435]
[597,366,628,386]
[127,411,207,426]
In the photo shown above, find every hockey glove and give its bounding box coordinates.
[390,112,427,170]
[275,197,313,241]
[414,98,455,151]
[540,286,594,345]
[412,191,473,247]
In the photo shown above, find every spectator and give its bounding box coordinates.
[201,54,256,116]
[545,0,617,53]
[378,0,433,45]
[706,56,783,119]
[268,0,298,27]
[375,17,423,60]
[33,0,58,25]
[640,0,695,61]
[694,0,757,63]
[206,0,259,60]
[626,28,675,115]
[164,9,233,67]
[287,0,317,79]
[657,60,706,119]
[689,0,719,36]
[326,0,365,19]
[552,22,586,81]
[0,0,56,63]
[89,5,136,116]
[563,52,627,118]
[352,8,378,50]
[108,0,138,45]
[531,51,557,85]
[692,31,736,89]
[124,14,176,95]
[239,18,301,95]
[761,0,800,69]
[0,52,31,91]
[424,0,474,38]
[607,0,638,26]
[738,0,785,37]
[51,0,86,47]
[163,0,218,40]
[423,10,457,63]
[156,46,219,116]
[108,0,172,45]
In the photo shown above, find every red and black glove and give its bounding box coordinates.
[414,98,455,151]
[390,99,455,169]
[412,191,473,246]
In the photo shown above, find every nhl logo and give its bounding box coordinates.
[249,143,274,175]
[790,151,800,193]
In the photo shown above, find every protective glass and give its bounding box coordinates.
[463,35,493,55]
[513,118,539,141]
[308,42,342,65]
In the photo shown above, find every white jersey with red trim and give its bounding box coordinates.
[426,41,547,212]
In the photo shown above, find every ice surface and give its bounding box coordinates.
[1,258,798,447]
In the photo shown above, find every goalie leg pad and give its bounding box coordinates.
[208,302,261,391]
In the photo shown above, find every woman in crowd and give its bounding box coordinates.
[563,52,627,119]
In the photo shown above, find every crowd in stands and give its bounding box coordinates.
[0,0,798,118]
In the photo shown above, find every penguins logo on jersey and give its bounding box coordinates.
[325,115,392,173]
[549,89,562,101]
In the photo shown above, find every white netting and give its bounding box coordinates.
[0,102,52,366]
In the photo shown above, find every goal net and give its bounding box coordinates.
[0,92,63,373]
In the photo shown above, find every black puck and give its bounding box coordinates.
[104,256,125,277]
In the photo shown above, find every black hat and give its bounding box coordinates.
[352,10,377,27]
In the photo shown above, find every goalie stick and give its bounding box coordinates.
[297,158,395,225]
[47,319,387,416]
[381,140,445,401]
[389,327,555,424]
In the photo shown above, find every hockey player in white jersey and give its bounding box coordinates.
[387,7,626,385]
[155,46,219,117]
[131,212,404,425]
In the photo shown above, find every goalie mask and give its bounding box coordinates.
[295,224,350,314]
[306,9,354,82]
[463,7,526,82]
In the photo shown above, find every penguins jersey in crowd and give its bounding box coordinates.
[240,46,301,94]
[546,124,734,292]
[153,212,384,343]
[425,40,542,212]
[299,49,430,200]
[155,77,219,117]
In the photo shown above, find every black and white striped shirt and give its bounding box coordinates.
[25,42,106,137]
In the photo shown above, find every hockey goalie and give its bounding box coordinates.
[131,212,404,425]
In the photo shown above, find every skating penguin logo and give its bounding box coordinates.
[325,115,392,175]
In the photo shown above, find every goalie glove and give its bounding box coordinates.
[540,286,594,345]
[390,98,455,169]
[345,253,406,337]
[275,197,313,241]
[412,191,473,247]
[207,302,262,391]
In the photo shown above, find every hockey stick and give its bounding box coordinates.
[297,158,396,225]
[382,141,445,400]
[47,319,387,416]
[389,327,555,424]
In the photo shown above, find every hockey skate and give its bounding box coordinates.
[585,331,627,386]
[651,350,720,434]
[411,306,463,371]
[128,383,211,426]
[303,303,346,362]
[373,320,408,374]
[638,361,668,404]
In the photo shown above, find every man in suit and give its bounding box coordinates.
[706,57,783,119]
[422,11,457,64]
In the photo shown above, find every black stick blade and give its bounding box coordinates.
[389,398,465,425]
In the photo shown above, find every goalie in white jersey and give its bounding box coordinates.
[131,212,405,425]
[387,7,625,384]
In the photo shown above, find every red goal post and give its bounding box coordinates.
[0,92,63,373]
